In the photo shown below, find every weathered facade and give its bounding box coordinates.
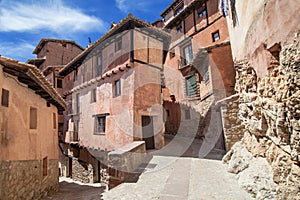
[220,0,300,199]
[28,39,84,138]
[156,0,235,152]
[58,15,169,187]
[0,56,66,199]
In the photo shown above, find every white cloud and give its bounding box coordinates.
[0,0,107,35]
[115,0,151,13]
[0,41,36,61]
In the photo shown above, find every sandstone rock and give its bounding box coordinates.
[238,157,277,200]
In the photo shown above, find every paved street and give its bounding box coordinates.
[102,156,253,200]
[45,136,253,200]
[43,178,105,200]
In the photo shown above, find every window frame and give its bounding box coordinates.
[75,93,80,114]
[30,107,38,129]
[114,79,121,97]
[91,88,97,103]
[212,30,220,42]
[183,44,193,65]
[185,74,198,97]
[197,8,207,18]
[94,115,107,135]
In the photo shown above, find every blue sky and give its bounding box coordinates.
[0,0,173,62]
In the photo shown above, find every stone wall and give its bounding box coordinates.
[223,34,300,199]
[0,159,58,200]
[218,94,245,150]
[108,141,146,188]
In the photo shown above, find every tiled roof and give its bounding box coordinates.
[59,14,169,76]
[0,56,67,111]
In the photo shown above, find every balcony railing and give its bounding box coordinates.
[178,58,192,69]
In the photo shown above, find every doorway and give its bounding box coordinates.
[142,116,155,150]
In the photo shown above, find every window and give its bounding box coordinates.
[183,44,193,65]
[96,54,102,76]
[212,31,220,42]
[43,157,48,176]
[177,25,182,33]
[185,109,191,120]
[75,93,80,114]
[57,79,63,88]
[186,75,198,97]
[115,38,122,52]
[30,107,37,129]
[1,89,9,107]
[114,79,121,97]
[91,88,97,103]
[169,50,175,58]
[198,8,207,18]
[204,70,210,84]
[95,116,106,134]
[53,113,56,129]
[175,5,184,15]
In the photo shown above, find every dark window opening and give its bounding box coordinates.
[91,88,97,103]
[76,93,80,114]
[53,113,57,129]
[57,79,63,88]
[43,157,48,176]
[177,25,182,33]
[30,107,37,129]
[115,38,122,52]
[95,116,106,134]
[114,79,121,97]
[169,50,175,58]
[212,31,220,42]
[1,89,9,107]
[46,102,51,107]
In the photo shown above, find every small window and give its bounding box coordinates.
[177,25,182,33]
[53,113,56,129]
[95,116,106,134]
[114,79,121,97]
[175,5,184,15]
[91,88,97,103]
[186,75,198,97]
[169,50,175,59]
[212,31,220,42]
[166,110,170,117]
[57,79,63,88]
[43,157,48,176]
[185,109,191,120]
[96,54,102,76]
[1,89,9,107]
[183,44,193,65]
[30,107,37,129]
[204,70,210,84]
[115,38,122,52]
[75,93,80,114]
[198,8,207,18]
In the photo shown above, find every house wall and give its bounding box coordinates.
[162,0,234,145]
[0,66,59,199]
[37,42,83,71]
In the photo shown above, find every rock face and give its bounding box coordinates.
[223,33,300,200]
